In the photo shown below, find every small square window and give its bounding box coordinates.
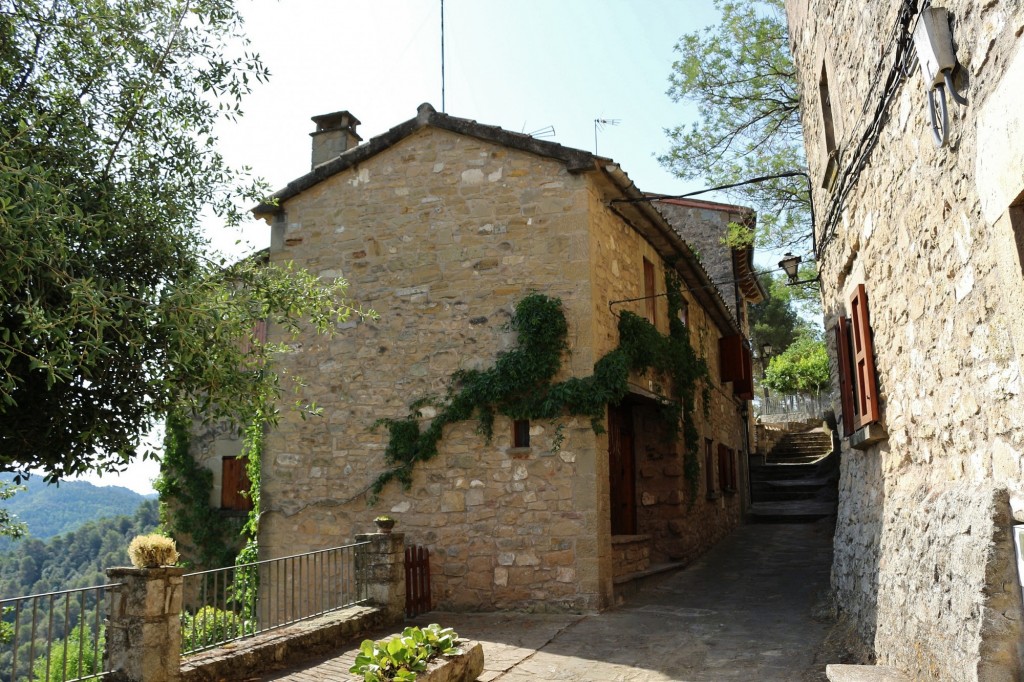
[513,419,530,448]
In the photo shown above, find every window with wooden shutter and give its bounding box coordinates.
[643,257,657,325]
[849,284,880,428]
[704,438,716,498]
[512,419,530,448]
[221,457,253,511]
[735,340,754,400]
[834,316,856,436]
[718,444,736,493]
[719,334,754,400]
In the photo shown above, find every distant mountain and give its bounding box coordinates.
[0,474,152,547]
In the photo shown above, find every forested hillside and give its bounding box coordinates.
[0,475,152,548]
[0,500,159,599]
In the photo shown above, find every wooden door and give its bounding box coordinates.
[608,405,637,535]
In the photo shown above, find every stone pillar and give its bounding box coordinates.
[105,567,184,682]
[354,532,406,624]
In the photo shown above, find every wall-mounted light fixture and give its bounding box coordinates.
[779,253,820,286]
[912,7,968,148]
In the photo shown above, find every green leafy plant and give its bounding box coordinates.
[763,336,830,394]
[180,605,254,653]
[31,623,104,682]
[374,272,710,503]
[349,624,463,682]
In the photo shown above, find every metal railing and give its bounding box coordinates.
[180,541,369,655]
[754,391,832,419]
[1,583,117,682]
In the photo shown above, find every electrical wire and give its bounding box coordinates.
[815,0,921,259]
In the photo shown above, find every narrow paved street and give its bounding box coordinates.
[264,519,836,681]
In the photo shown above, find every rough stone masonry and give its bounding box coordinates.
[785,1,1024,679]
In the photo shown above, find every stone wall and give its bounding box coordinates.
[785,1,1024,678]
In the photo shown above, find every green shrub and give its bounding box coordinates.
[350,624,462,682]
[32,624,104,682]
[180,606,253,653]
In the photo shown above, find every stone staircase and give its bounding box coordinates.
[749,427,839,522]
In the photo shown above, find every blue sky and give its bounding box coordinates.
[85,0,736,494]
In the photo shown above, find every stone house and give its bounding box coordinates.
[785,0,1024,678]
[215,103,765,612]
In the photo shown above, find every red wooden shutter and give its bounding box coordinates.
[734,340,754,400]
[719,334,742,382]
[704,439,715,495]
[834,317,855,436]
[643,258,657,325]
[849,285,880,427]
[719,334,753,399]
[221,457,253,511]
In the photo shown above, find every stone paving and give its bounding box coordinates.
[260,519,836,681]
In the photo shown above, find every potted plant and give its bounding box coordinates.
[374,514,397,534]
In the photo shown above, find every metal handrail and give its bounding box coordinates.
[1,583,118,682]
[179,541,370,655]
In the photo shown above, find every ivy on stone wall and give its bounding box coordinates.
[154,411,242,569]
[233,404,265,619]
[155,403,265,572]
[374,271,710,502]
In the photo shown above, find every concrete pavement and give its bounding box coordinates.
[261,519,836,681]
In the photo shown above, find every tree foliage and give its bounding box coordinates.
[660,0,810,252]
[763,336,830,394]
[0,481,26,541]
[0,0,363,480]
[748,272,802,367]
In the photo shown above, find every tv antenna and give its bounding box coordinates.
[594,118,620,154]
[524,125,556,139]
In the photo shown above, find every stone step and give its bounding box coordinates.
[826,664,911,682]
[768,455,828,464]
[749,499,837,522]
[749,464,820,479]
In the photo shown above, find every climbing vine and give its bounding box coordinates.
[232,402,265,619]
[374,271,710,502]
[154,411,242,569]
[155,401,265,575]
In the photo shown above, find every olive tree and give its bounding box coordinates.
[0,0,361,480]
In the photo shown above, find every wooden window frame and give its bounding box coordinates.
[512,419,531,448]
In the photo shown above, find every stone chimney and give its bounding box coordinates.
[310,111,362,168]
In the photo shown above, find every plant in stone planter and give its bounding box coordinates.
[127,534,179,567]
[374,514,397,533]
[350,624,463,682]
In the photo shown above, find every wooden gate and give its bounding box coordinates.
[405,545,432,617]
